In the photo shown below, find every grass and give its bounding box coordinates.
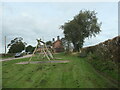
[2,53,118,88]
[86,53,119,82]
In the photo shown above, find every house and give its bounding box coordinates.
[52,36,64,53]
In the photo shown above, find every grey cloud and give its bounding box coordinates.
[1,2,118,53]
[2,11,64,53]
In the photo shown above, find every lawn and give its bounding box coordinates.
[2,53,118,88]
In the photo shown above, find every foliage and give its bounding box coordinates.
[1,53,15,59]
[82,37,119,81]
[61,38,72,52]
[46,41,52,46]
[60,10,101,52]
[82,36,119,63]
[8,37,27,53]
[79,36,120,81]
[25,45,35,53]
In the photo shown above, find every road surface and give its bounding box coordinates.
[0,54,32,62]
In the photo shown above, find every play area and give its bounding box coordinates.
[16,39,69,64]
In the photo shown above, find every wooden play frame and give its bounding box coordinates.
[28,39,54,64]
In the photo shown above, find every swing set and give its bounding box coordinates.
[15,38,70,64]
[28,39,54,63]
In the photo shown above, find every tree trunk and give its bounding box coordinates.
[73,42,80,52]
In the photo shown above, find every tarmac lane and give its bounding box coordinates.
[0,54,32,62]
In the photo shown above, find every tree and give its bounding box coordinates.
[61,38,71,52]
[60,10,101,52]
[46,41,52,46]
[25,45,35,53]
[8,37,27,53]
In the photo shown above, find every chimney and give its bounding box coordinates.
[57,36,60,40]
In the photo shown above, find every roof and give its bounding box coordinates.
[53,40,62,44]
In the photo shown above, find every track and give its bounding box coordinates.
[0,54,32,62]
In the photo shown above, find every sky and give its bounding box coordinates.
[1,2,118,53]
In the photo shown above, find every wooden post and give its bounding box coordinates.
[28,44,38,63]
[43,45,50,61]
[44,44,54,59]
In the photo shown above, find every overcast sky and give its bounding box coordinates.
[1,2,118,53]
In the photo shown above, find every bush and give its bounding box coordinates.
[80,36,120,81]
[1,53,15,58]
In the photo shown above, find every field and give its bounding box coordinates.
[2,53,118,88]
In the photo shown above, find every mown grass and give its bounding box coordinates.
[2,53,118,88]
[86,52,119,82]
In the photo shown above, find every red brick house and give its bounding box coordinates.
[52,36,64,53]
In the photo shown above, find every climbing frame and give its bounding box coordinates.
[28,39,54,63]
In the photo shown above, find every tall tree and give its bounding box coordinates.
[8,37,27,53]
[61,38,71,52]
[46,41,52,46]
[25,45,35,53]
[60,10,101,52]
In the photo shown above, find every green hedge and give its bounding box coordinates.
[79,36,120,81]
